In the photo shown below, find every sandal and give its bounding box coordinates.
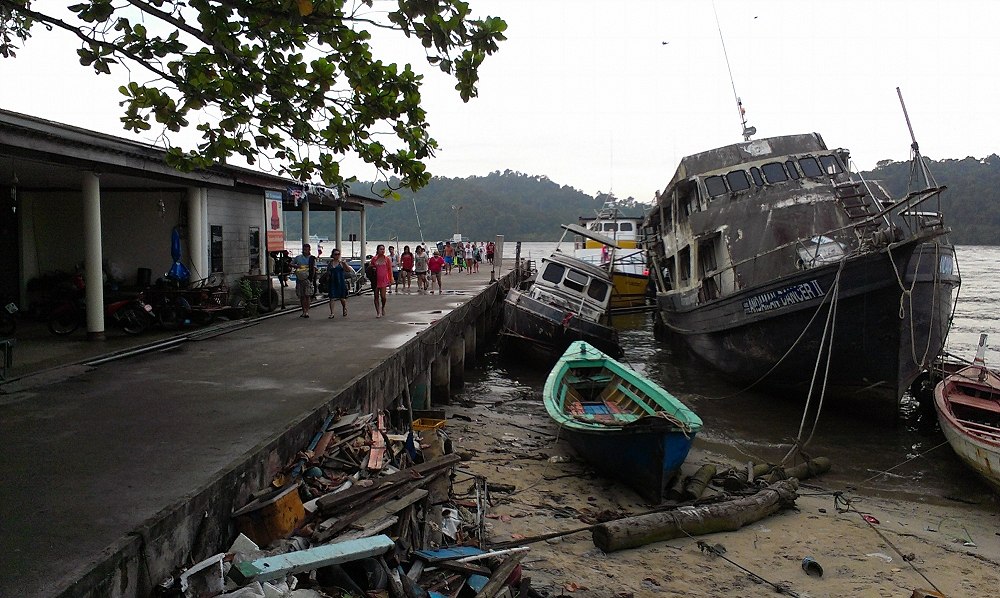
[342,308,348,317]
[328,314,335,319]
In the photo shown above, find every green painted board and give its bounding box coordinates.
[229,535,394,585]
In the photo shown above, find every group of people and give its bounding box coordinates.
[441,240,494,275]
[289,240,496,319]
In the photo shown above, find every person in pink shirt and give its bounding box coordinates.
[427,250,445,294]
[370,244,392,318]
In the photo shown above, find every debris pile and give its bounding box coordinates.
[157,410,536,598]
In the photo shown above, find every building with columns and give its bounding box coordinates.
[0,108,382,339]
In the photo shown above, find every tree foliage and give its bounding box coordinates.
[0,0,506,192]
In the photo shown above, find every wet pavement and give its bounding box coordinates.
[0,269,504,597]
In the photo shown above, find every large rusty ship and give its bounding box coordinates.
[643,133,959,404]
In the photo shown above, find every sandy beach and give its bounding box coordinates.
[444,395,1000,598]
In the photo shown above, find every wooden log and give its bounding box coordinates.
[720,463,773,491]
[591,479,799,553]
[681,464,717,500]
[763,457,831,484]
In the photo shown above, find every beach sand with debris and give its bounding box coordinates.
[445,396,1000,598]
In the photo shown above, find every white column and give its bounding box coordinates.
[18,194,38,307]
[187,187,206,279]
[335,204,343,255]
[359,207,367,259]
[301,199,310,249]
[200,188,209,276]
[81,171,105,339]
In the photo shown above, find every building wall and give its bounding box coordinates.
[206,188,265,283]
[20,190,184,286]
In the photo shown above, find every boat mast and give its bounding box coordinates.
[896,87,938,189]
[713,1,755,141]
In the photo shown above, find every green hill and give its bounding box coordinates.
[284,170,645,242]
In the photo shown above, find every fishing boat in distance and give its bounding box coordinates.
[543,340,703,502]
[643,131,959,405]
[572,201,649,310]
[934,334,1000,493]
[500,225,621,362]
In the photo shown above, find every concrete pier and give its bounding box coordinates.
[0,268,517,598]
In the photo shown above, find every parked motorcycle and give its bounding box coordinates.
[47,282,153,336]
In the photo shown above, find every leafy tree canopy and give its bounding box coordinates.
[0,0,507,193]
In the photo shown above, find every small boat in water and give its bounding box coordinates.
[543,340,703,502]
[933,334,1000,493]
[500,225,621,361]
[573,202,649,310]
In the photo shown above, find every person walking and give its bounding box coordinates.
[414,245,429,294]
[388,245,401,294]
[325,248,352,319]
[443,242,455,275]
[400,245,414,293]
[486,240,495,265]
[472,242,481,273]
[370,244,392,318]
[465,242,475,275]
[428,250,445,294]
[292,243,315,318]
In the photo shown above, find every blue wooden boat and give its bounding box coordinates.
[543,341,703,502]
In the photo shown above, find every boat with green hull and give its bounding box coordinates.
[543,340,703,502]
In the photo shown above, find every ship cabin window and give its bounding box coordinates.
[619,222,634,232]
[785,160,801,179]
[588,222,600,232]
[705,175,728,198]
[563,267,589,292]
[603,223,618,232]
[762,162,788,183]
[541,262,565,285]
[726,170,751,193]
[799,156,823,177]
[750,167,764,188]
[820,154,843,175]
[587,278,610,302]
[677,246,692,286]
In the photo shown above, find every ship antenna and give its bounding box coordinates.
[713,1,755,141]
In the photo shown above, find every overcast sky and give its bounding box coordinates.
[2,0,997,203]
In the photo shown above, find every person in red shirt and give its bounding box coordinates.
[427,250,445,294]
[400,245,415,293]
[370,244,392,317]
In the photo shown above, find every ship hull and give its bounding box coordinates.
[655,238,955,403]
[501,288,621,363]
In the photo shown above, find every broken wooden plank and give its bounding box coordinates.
[314,484,434,543]
[317,453,460,514]
[368,413,387,470]
[334,515,398,542]
[435,560,491,576]
[229,535,394,585]
[473,553,525,598]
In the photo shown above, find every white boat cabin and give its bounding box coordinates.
[530,252,614,323]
